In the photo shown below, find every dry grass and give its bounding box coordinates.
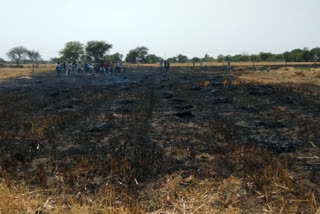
[236,67,320,86]
[1,144,319,213]
[0,64,55,80]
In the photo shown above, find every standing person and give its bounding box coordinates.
[121,62,126,72]
[164,60,167,72]
[115,62,120,72]
[62,62,66,74]
[66,63,70,75]
[104,61,109,73]
[110,62,113,73]
[72,62,77,74]
[166,61,170,72]
[227,60,231,71]
[203,65,207,72]
[56,62,62,76]
[160,60,163,72]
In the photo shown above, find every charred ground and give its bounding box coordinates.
[0,68,319,213]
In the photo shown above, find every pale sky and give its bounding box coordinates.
[0,0,319,60]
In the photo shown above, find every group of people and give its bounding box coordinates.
[159,60,170,72]
[103,62,126,73]
[56,61,126,76]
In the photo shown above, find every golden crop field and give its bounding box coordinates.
[0,64,55,80]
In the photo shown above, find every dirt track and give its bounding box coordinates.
[0,70,320,213]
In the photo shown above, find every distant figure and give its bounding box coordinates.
[164,60,167,71]
[160,60,163,72]
[110,62,114,73]
[227,60,231,71]
[72,63,77,74]
[121,63,126,72]
[166,61,170,72]
[202,65,207,72]
[83,63,88,72]
[62,62,66,73]
[66,63,71,75]
[115,62,121,72]
[56,62,62,76]
[104,61,109,73]
[77,64,82,73]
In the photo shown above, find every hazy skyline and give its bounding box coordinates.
[1,0,319,60]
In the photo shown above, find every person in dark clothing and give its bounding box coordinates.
[166,61,170,72]
[164,60,167,71]
[63,62,66,73]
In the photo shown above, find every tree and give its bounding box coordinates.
[0,58,5,63]
[192,57,201,63]
[125,50,139,63]
[177,54,188,63]
[310,48,320,62]
[259,52,274,61]
[27,51,41,64]
[27,50,42,73]
[145,54,161,64]
[50,57,64,64]
[250,54,260,67]
[6,46,28,67]
[167,57,178,63]
[225,55,232,61]
[125,46,149,63]
[134,46,149,63]
[105,52,124,62]
[85,41,112,64]
[282,52,290,66]
[60,41,84,63]
[202,54,215,62]
[288,49,303,62]
[217,54,225,62]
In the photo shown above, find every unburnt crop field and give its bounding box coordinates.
[0,67,320,213]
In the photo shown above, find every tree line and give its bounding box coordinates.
[3,46,42,67]
[3,42,320,67]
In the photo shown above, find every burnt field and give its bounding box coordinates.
[0,69,319,213]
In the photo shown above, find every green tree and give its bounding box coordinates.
[50,57,64,64]
[283,52,290,66]
[217,54,225,62]
[202,54,215,62]
[191,57,201,63]
[310,48,320,62]
[0,58,5,63]
[105,52,124,62]
[167,57,178,63]
[135,46,149,63]
[60,41,84,63]
[177,54,188,63]
[145,54,161,63]
[85,41,112,64]
[259,52,274,61]
[125,50,138,63]
[125,46,149,63]
[231,54,249,62]
[274,54,283,62]
[250,54,260,66]
[225,55,231,61]
[6,46,28,67]
[288,49,303,62]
